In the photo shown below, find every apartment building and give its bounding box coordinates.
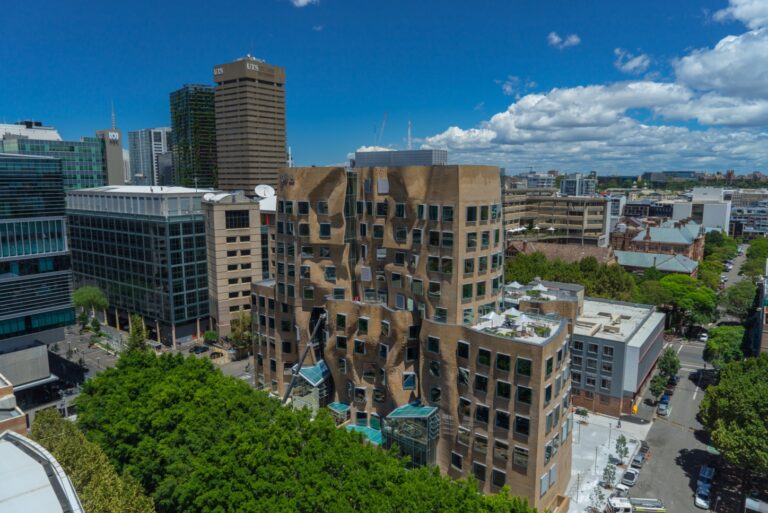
[503,189,610,246]
[251,165,571,511]
[203,190,275,337]
[559,173,597,197]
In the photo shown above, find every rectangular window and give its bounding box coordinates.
[467,232,477,249]
[429,230,440,246]
[476,281,486,297]
[496,353,511,372]
[475,404,489,424]
[544,384,552,405]
[516,357,532,377]
[515,415,530,436]
[427,336,440,353]
[428,256,440,272]
[496,411,510,430]
[474,374,488,392]
[225,210,249,229]
[433,308,447,323]
[601,378,611,390]
[492,469,506,488]
[429,204,439,221]
[494,440,509,463]
[466,206,477,223]
[298,201,309,215]
[481,231,490,248]
[332,288,345,300]
[373,225,384,239]
[402,372,417,390]
[457,341,470,359]
[473,462,487,482]
[442,231,453,248]
[516,385,532,405]
[451,452,463,471]
[603,346,614,359]
[376,202,388,217]
[440,257,453,273]
[412,228,422,244]
[497,380,511,399]
[395,225,407,243]
[358,317,369,334]
[442,205,454,222]
[463,308,474,325]
[319,223,331,238]
[395,203,406,218]
[317,201,328,215]
[354,339,366,354]
[417,204,426,220]
[462,283,473,301]
[546,357,554,377]
[336,336,347,350]
[464,258,475,274]
[303,287,314,300]
[480,205,489,221]
[428,281,441,298]
[324,266,336,281]
[477,348,491,366]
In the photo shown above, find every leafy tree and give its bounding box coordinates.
[658,274,716,333]
[73,286,108,314]
[699,354,768,476]
[720,280,757,320]
[75,353,538,513]
[589,486,606,513]
[78,310,89,330]
[30,408,155,513]
[125,314,148,353]
[203,330,218,344]
[229,311,252,351]
[90,317,101,333]
[703,325,745,369]
[602,463,616,487]
[635,280,672,306]
[615,434,629,464]
[649,374,667,402]
[658,347,681,378]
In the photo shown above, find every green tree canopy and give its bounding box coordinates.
[649,374,667,400]
[699,354,768,476]
[658,274,716,331]
[30,408,155,513]
[125,314,148,353]
[229,311,252,350]
[658,347,681,378]
[75,353,537,513]
[703,325,745,369]
[719,280,757,320]
[73,286,108,313]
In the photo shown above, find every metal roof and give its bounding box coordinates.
[615,250,698,273]
[0,430,84,513]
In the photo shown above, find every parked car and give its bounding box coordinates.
[620,469,640,487]
[660,393,670,405]
[189,345,210,354]
[667,375,680,387]
[209,351,224,359]
[639,440,650,458]
[631,452,646,468]
[698,465,716,487]
[699,332,709,342]
[695,484,712,509]
[657,402,670,416]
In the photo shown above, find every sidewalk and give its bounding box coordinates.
[567,412,653,513]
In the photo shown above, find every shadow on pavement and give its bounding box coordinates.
[674,447,717,495]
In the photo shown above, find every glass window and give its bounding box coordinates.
[402,372,417,390]
[298,201,309,214]
[492,469,506,488]
[467,232,477,249]
[427,336,440,353]
[358,317,368,334]
[429,230,440,246]
[376,202,388,217]
[428,281,441,298]
[395,225,407,243]
[378,343,389,359]
[517,357,532,377]
[324,266,336,281]
[412,228,422,244]
[462,283,473,300]
[496,353,511,372]
[395,203,406,218]
[480,205,489,221]
[319,223,331,238]
[302,287,314,300]
[494,440,509,463]
[464,258,475,274]
[442,231,453,248]
[463,308,474,326]
[473,461,486,481]
[474,374,488,392]
[497,380,511,399]
[354,339,366,354]
[496,411,510,430]
[544,384,552,405]
[478,348,491,366]
[442,205,454,222]
[451,452,463,470]
[546,357,554,377]
[517,385,532,405]
[441,257,453,273]
[430,386,441,403]
[475,404,489,424]
[336,336,347,350]
[412,278,423,295]
[429,360,440,377]
[513,447,529,469]
[457,340,470,359]
[515,415,530,436]
[466,206,477,223]
[373,225,384,239]
[458,367,470,386]
[380,320,390,337]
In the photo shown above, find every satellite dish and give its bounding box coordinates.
[203,193,216,202]
[254,184,275,198]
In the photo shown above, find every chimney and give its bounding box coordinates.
[644,227,652,241]
[522,240,528,252]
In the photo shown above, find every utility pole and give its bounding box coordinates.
[595,446,599,473]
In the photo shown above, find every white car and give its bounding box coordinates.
[699,333,709,342]
[695,484,712,509]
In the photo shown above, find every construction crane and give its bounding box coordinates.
[282,312,327,405]
[375,112,388,146]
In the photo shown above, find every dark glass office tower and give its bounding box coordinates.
[0,153,75,343]
[0,137,105,190]
[170,85,217,188]
[67,186,211,346]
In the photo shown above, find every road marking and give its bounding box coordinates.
[677,344,684,355]
[693,383,700,400]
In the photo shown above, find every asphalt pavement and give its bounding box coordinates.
[631,339,721,513]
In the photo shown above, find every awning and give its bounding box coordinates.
[328,402,350,414]
[12,373,59,392]
[298,360,329,387]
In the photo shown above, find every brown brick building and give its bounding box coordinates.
[251,165,571,511]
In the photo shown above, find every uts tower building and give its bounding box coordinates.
[213,55,287,191]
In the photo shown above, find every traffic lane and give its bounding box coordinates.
[721,250,746,287]
[634,375,709,513]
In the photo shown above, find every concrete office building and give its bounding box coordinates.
[607,195,626,232]
[128,128,172,186]
[0,154,74,350]
[559,173,597,197]
[0,430,85,513]
[214,55,287,190]
[523,173,557,189]
[352,149,448,167]
[203,190,276,337]
[503,190,610,246]
[95,110,125,186]
[251,165,571,511]
[671,187,730,231]
[570,299,665,416]
[170,84,217,188]
[67,186,212,346]
[0,122,105,190]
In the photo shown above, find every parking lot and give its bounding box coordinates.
[631,339,722,513]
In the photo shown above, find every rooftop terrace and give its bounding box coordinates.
[574,299,655,343]
[472,305,563,345]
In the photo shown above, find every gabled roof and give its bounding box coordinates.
[615,250,699,273]
[632,221,701,245]
[298,360,329,387]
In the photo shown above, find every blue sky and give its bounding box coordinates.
[1,0,767,174]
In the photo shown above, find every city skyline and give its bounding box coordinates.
[1,0,767,174]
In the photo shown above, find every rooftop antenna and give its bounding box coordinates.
[111,101,116,130]
[407,120,412,150]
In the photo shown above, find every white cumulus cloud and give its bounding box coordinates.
[713,0,768,29]
[290,0,318,7]
[421,0,768,174]
[547,32,581,49]
[614,48,651,74]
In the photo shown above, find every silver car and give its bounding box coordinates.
[657,403,669,416]
[621,469,640,487]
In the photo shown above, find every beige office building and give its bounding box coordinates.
[213,55,287,191]
[251,165,571,511]
[204,191,276,337]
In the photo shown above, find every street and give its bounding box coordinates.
[632,339,720,513]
